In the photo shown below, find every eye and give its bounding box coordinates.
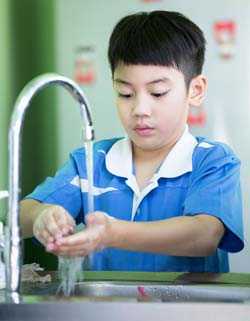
[118,93,133,98]
[151,90,169,98]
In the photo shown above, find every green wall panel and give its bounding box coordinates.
[0,0,12,222]
[10,0,58,269]
[11,0,58,198]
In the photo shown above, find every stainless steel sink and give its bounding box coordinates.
[1,272,250,321]
[72,281,250,302]
[19,280,250,303]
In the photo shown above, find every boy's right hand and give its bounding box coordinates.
[32,204,75,250]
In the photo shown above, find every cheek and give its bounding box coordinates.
[156,97,188,129]
[116,101,131,125]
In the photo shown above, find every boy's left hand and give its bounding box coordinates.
[47,211,112,257]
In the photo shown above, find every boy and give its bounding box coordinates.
[20,11,244,272]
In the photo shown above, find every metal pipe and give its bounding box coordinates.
[5,73,94,303]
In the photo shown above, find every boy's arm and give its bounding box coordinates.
[108,214,225,256]
[53,212,225,257]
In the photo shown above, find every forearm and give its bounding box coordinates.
[20,199,42,238]
[107,214,225,257]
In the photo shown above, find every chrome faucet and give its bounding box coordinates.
[2,74,94,303]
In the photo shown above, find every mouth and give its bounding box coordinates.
[134,125,155,137]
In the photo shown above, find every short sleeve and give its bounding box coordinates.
[25,153,82,218]
[183,144,244,253]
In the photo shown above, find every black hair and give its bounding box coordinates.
[108,11,206,87]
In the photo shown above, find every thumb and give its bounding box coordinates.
[86,212,106,227]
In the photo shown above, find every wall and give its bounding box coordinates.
[10,0,58,197]
[54,0,250,272]
[0,0,12,222]
[1,0,59,269]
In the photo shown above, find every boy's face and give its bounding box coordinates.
[113,63,205,153]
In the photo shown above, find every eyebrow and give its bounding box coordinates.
[114,77,170,86]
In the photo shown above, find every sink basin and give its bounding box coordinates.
[18,271,250,303]
[20,280,250,303]
[68,281,250,302]
[1,272,250,321]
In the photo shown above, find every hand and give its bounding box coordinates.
[32,204,75,250]
[49,211,112,257]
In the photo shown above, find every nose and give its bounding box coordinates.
[132,95,152,117]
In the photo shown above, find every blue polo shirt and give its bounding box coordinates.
[26,128,244,272]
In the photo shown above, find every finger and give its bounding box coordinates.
[65,213,76,227]
[35,229,53,246]
[56,217,74,236]
[54,243,90,253]
[34,206,59,238]
[53,206,75,226]
[85,213,96,226]
[86,212,106,226]
[53,208,75,234]
[33,222,51,243]
[56,230,91,247]
[43,214,64,239]
[46,242,56,252]
[34,231,45,245]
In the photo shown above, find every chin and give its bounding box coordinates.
[132,138,164,151]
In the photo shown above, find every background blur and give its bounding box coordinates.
[0,0,249,272]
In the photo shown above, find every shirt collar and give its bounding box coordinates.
[106,136,133,179]
[105,126,198,179]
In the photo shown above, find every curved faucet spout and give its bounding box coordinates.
[6,73,95,302]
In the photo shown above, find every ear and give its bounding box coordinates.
[187,75,207,107]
